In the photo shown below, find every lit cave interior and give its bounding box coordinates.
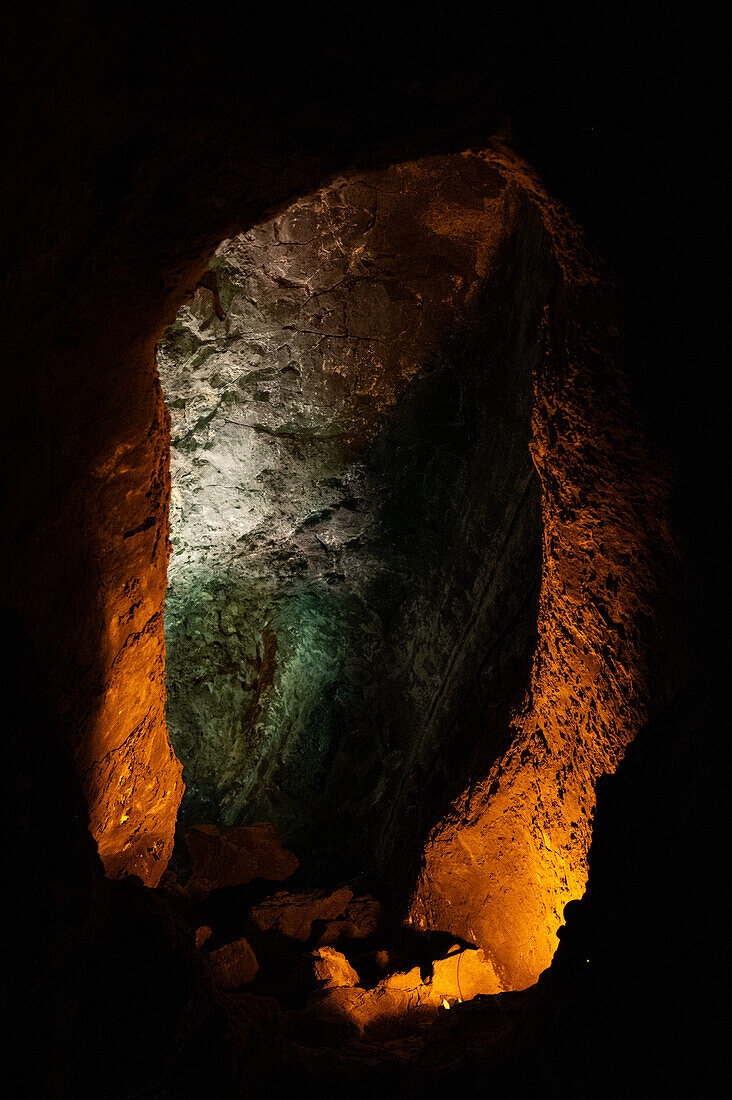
[4,10,719,1098]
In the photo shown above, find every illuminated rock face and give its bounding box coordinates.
[159,149,674,991]
[159,154,543,877]
[407,151,676,990]
[84,379,183,883]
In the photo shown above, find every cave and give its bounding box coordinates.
[4,7,721,1098]
[159,154,544,897]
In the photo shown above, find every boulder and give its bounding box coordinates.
[317,920,359,946]
[250,887,353,942]
[429,945,502,1002]
[345,896,383,939]
[207,937,259,991]
[316,895,383,945]
[184,823,298,897]
[306,945,501,1034]
[310,947,360,989]
[195,925,213,949]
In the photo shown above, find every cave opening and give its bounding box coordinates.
[158,153,542,898]
[2,130,680,1091]
[5,4,713,1090]
[142,145,672,1027]
[155,151,546,1013]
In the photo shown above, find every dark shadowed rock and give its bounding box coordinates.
[195,925,213,948]
[208,936,259,990]
[185,822,299,897]
[250,887,354,942]
[317,895,384,945]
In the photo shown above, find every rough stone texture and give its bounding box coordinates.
[159,147,676,991]
[309,943,501,1034]
[159,153,543,879]
[184,822,298,896]
[317,896,384,945]
[430,944,502,1002]
[310,947,360,989]
[4,7,711,1093]
[208,936,259,991]
[407,150,678,989]
[250,887,354,943]
[4,10,508,891]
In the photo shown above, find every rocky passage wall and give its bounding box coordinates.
[1,108,380,888]
[408,150,676,989]
[2,123,673,990]
[160,146,675,993]
[159,153,544,879]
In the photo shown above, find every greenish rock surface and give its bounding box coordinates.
[158,154,546,884]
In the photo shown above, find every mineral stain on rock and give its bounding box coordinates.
[158,152,542,885]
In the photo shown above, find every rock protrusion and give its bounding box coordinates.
[317,895,384,945]
[310,947,360,989]
[207,936,259,991]
[309,944,501,1033]
[250,887,354,942]
[184,822,298,898]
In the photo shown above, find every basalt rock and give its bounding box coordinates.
[250,887,354,943]
[406,149,677,990]
[159,147,676,993]
[3,8,704,1094]
[207,936,259,991]
[159,151,543,888]
[307,943,501,1036]
[316,895,384,946]
[310,947,360,990]
[184,822,299,897]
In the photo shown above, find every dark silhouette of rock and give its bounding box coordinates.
[185,822,299,897]
[251,887,354,942]
[317,896,384,945]
[208,936,259,990]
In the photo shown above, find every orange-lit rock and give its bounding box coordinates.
[251,887,354,942]
[310,944,501,1033]
[25,140,674,967]
[430,944,502,1003]
[80,377,183,886]
[154,147,675,993]
[185,822,298,897]
[408,147,677,990]
[372,945,501,1010]
[208,936,259,990]
[311,947,360,989]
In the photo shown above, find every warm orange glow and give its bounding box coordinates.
[84,382,183,885]
[408,146,676,991]
[311,943,500,1032]
[84,148,674,969]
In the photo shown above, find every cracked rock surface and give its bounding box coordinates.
[158,153,542,883]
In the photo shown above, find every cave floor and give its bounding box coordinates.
[154,820,534,1086]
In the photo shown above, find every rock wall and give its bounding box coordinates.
[2,137,404,887]
[408,149,677,989]
[3,9,705,1090]
[4,6,515,893]
[159,154,544,879]
[160,146,676,993]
